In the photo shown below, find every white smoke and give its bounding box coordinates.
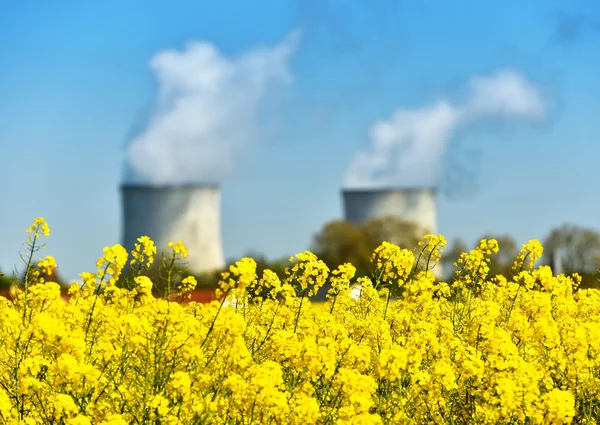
[344,69,546,188]
[126,31,301,185]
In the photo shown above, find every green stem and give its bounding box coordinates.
[329,295,338,314]
[200,289,231,349]
[293,287,308,333]
[383,289,392,321]
[21,232,39,320]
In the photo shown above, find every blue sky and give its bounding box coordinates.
[1,0,599,281]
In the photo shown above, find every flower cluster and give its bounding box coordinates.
[219,257,258,297]
[513,239,544,272]
[29,255,58,284]
[416,234,447,270]
[327,263,356,299]
[96,244,128,284]
[1,218,598,424]
[177,276,197,300]
[130,235,157,270]
[25,217,50,239]
[371,241,415,287]
[285,251,329,298]
[454,238,500,290]
[168,240,188,258]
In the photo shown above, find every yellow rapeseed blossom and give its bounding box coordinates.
[96,244,128,283]
[454,238,499,289]
[37,255,57,275]
[29,255,58,284]
[258,268,283,299]
[219,257,257,294]
[26,217,50,238]
[327,262,356,300]
[513,239,544,272]
[131,275,153,305]
[285,251,329,297]
[130,235,157,268]
[168,240,188,258]
[177,276,197,299]
[1,218,598,424]
[417,234,447,270]
[371,241,415,287]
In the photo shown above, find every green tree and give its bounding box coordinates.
[360,216,424,252]
[311,217,423,277]
[542,224,600,288]
[311,220,371,275]
[0,270,16,290]
[241,251,288,280]
[441,238,468,280]
[479,234,518,277]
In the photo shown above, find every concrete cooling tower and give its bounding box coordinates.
[120,184,225,274]
[342,187,438,233]
[342,187,442,277]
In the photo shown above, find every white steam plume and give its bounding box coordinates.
[126,31,301,185]
[344,69,546,188]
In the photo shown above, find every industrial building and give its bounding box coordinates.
[342,187,438,234]
[342,186,442,277]
[120,183,225,274]
[119,182,441,282]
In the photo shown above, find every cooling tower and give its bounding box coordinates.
[121,184,225,274]
[343,187,442,277]
[342,187,438,233]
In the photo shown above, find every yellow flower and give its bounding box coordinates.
[38,255,58,275]
[27,217,50,236]
[96,244,128,283]
[177,276,197,299]
[168,240,188,258]
[5,218,600,424]
[453,238,499,288]
[327,262,356,299]
[99,414,129,425]
[54,393,79,418]
[219,257,257,293]
[259,269,283,299]
[285,251,329,297]
[66,415,92,425]
[513,239,544,272]
[417,234,447,267]
[0,388,12,420]
[130,235,157,268]
[371,241,415,287]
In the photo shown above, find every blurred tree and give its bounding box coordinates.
[241,251,288,279]
[479,234,518,277]
[311,220,371,275]
[187,268,223,290]
[360,216,424,251]
[17,264,68,289]
[543,224,600,288]
[0,270,16,290]
[180,252,291,292]
[311,217,423,276]
[441,238,468,280]
[0,265,67,292]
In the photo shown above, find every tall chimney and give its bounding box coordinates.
[120,184,225,274]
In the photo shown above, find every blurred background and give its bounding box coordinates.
[1,0,600,290]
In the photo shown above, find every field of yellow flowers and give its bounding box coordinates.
[0,218,598,424]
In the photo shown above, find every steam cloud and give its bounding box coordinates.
[344,69,547,189]
[125,31,301,185]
